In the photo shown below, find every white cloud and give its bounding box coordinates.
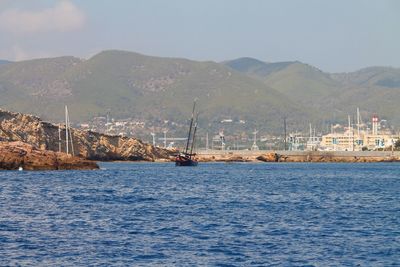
[0,1,85,34]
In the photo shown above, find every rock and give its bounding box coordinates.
[0,109,172,161]
[0,141,99,170]
[257,153,280,162]
[196,153,253,162]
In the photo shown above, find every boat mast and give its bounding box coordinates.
[184,100,196,154]
[58,123,61,153]
[348,115,352,151]
[190,113,199,157]
[68,113,75,156]
[65,105,75,156]
[357,107,360,137]
[206,132,209,151]
[283,117,287,151]
[65,106,69,155]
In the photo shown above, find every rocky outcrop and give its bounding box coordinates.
[256,153,280,162]
[256,151,400,163]
[0,109,172,161]
[0,141,98,170]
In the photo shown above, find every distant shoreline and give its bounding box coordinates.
[193,150,400,163]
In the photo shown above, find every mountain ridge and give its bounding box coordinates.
[0,50,399,133]
[0,50,307,133]
[223,57,400,126]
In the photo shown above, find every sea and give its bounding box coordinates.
[0,162,399,266]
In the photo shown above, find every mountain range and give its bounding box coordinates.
[0,50,399,133]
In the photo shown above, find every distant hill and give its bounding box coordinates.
[224,57,294,77]
[331,66,400,88]
[0,50,308,133]
[0,51,399,133]
[224,58,341,107]
[224,57,400,126]
[328,67,400,122]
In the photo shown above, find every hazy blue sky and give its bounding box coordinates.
[0,0,399,72]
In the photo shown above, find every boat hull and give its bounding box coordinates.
[175,159,198,166]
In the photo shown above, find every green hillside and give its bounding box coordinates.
[224,58,341,107]
[0,50,309,132]
[224,57,400,126]
[327,67,400,125]
[224,57,294,77]
[0,56,82,118]
[331,66,400,88]
[1,50,399,132]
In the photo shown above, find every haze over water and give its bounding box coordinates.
[0,162,399,266]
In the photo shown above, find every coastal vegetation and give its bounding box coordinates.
[395,139,400,151]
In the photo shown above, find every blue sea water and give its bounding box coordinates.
[0,162,399,266]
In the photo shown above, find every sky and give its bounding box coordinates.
[0,0,399,72]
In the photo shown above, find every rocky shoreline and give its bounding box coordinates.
[0,109,172,162]
[256,152,400,163]
[0,141,98,170]
[1,109,399,168]
[195,151,400,163]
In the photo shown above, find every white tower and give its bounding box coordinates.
[372,116,379,135]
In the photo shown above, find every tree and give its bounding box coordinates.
[395,139,400,151]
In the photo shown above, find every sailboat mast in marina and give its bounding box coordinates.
[64,105,74,156]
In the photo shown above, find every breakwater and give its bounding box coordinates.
[196,149,400,162]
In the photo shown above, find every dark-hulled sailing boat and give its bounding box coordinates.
[175,100,198,166]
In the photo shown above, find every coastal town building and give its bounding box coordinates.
[320,132,397,151]
[320,115,398,151]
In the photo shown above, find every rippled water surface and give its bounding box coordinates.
[0,162,399,266]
